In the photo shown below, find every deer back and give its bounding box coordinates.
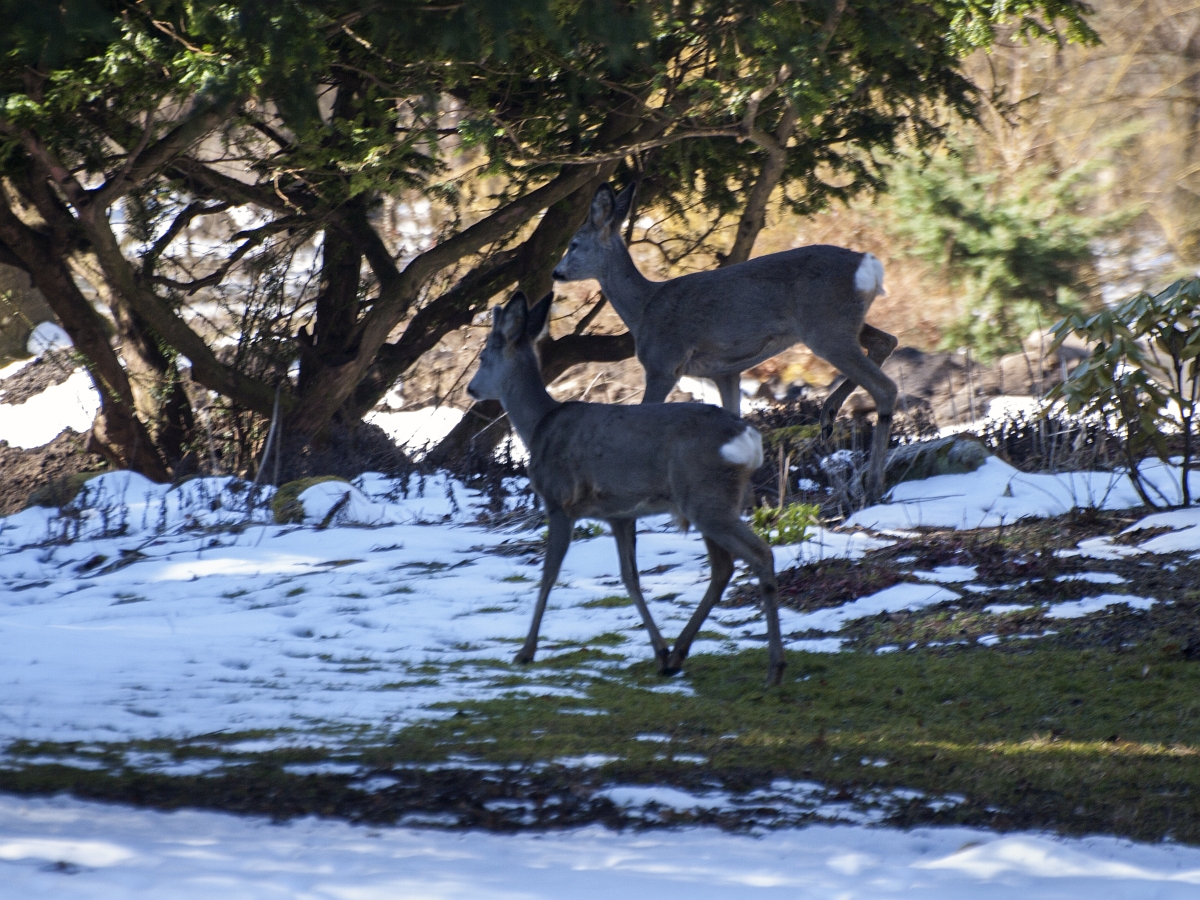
[637,245,872,372]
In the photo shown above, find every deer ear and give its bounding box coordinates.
[612,183,636,228]
[526,292,552,339]
[498,291,529,342]
[589,183,616,227]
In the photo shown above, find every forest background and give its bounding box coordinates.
[1,0,1197,484]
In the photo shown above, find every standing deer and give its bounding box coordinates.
[552,183,899,498]
[467,291,786,685]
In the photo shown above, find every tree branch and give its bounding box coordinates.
[90,97,242,211]
[74,203,279,416]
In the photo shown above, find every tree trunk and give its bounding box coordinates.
[0,188,168,479]
[71,250,195,466]
[722,104,798,268]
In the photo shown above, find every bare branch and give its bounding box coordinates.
[142,201,231,275]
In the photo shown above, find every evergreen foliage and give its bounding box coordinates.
[886,141,1126,359]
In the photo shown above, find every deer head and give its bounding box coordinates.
[467,291,552,402]
[551,183,636,283]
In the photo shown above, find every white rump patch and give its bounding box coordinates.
[854,252,887,298]
[720,427,764,469]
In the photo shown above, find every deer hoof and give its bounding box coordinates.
[514,648,535,665]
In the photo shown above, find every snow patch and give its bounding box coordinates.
[849,456,1200,532]
[777,582,959,636]
[1045,594,1156,619]
[0,368,100,449]
[26,322,72,355]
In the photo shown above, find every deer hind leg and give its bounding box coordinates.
[516,507,572,665]
[684,517,783,686]
[820,324,899,437]
[609,518,670,671]
[666,536,734,674]
[816,339,898,502]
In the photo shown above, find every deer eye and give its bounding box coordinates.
[569,241,578,251]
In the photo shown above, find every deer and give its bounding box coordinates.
[467,291,786,686]
[552,183,900,499]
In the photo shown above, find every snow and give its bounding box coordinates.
[0,444,1188,754]
[849,456,1200,531]
[0,369,100,449]
[771,526,892,568]
[778,583,960,636]
[911,565,978,583]
[0,358,31,379]
[5,370,1200,889]
[1055,572,1126,584]
[365,405,465,457]
[1,470,906,750]
[26,322,72,355]
[293,479,403,526]
[1045,594,1157,619]
[985,595,1158,619]
[4,793,1200,898]
[1121,507,1200,553]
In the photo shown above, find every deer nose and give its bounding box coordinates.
[551,267,566,281]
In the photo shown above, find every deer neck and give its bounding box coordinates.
[598,240,653,333]
[499,348,561,447]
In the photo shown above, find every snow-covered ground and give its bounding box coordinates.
[0,467,916,750]
[5,355,1200,896]
[5,792,1200,899]
[4,464,1194,755]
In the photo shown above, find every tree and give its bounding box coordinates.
[884,139,1128,359]
[0,0,1096,477]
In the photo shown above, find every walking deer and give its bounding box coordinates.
[467,291,786,685]
[552,183,899,498]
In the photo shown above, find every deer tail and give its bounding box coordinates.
[854,252,887,299]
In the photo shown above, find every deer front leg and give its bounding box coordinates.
[713,373,742,415]
[609,518,670,671]
[640,369,678,405]
[667,537,734,674]
[516,508,573,665]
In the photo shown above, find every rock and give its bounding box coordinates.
[885,434,991,487]
[272,476,350,524]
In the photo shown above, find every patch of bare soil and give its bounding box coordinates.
[773,559,904,613]
[723,508,1200,660]
[0,350,77,405]
[0,429,108,517]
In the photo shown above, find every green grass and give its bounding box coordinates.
[581,595,633,609]
[381,642,1200,841]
